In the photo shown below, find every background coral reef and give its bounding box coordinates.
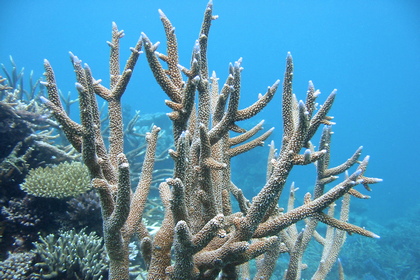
[1,1,419,279]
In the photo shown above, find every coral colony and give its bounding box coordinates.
[0,2,382,279]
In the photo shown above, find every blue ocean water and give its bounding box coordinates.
[1,0,419,278]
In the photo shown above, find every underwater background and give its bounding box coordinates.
[1,0,419,279]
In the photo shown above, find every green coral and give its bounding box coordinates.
[20,161,91,198]
[31,229,108,279]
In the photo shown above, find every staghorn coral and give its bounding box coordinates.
[0,75,12,92]
[40,2,382,279]
[20,161,91,199]
[123,111,174,188]
[1,55,44,101]
[31,228,108,280]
